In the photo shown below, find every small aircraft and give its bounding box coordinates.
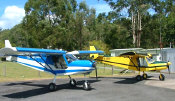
[0,40,103,91]
[90,46,171,81]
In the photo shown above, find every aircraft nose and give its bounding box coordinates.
[92,62,96,68]
[167,62,171,66]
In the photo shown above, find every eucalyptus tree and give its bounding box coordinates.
[149,0,175,48]
[104,0,150,47]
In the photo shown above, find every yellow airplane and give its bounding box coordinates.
[90,46,171,81]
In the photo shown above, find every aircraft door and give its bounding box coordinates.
[52,55,67,69]
[138,57,148,67]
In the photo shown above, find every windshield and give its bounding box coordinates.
[66,54,78,63]
[146,57,155,64]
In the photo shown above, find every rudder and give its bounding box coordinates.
[90,46,99,59]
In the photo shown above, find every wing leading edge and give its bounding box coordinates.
[67,50,104,55]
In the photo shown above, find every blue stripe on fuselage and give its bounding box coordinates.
[17,55,94,67]
[16,61,94,75]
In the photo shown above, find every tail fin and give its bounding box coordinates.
[4,40,12,61]
[5,40,12,48]
[90,46,99,59]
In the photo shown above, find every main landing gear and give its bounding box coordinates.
[48,75,57,91]
[48,75,91,91]
[135,73,148,81]
[135,71,147,81]
[135,71,165,81]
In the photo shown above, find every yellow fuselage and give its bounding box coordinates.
[96,55,170,72]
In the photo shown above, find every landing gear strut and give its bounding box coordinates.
[68,75,77,87]
[48,75,57,91]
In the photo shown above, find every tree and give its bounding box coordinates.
[104,0,150,47]
[23,0,78,49]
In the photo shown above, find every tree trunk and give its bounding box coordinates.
[137,11,142,48]
[131,11,136,47]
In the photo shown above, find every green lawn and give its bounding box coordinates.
[0,61,134,82]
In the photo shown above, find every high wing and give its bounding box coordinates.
[67,50,104,55]
[0,40,66,56]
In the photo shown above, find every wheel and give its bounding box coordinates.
[83,81,91,90]
[159,74,165,81]
[142,73,148,80]
[136,75,142,81]
[48,83,57,91]
[69,79,77,87]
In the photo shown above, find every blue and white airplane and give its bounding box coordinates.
[0,40,103,91]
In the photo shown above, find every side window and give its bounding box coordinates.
[66,54,78,63]
[139,57,148,67]
[52,55,67,69]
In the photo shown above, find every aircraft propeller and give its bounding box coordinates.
[167,61,171,74]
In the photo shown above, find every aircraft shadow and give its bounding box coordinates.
[114,76,153,84]
[2,79,101,99]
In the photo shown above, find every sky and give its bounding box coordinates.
[0,0,112,29]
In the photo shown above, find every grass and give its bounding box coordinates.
[0,61,134,82]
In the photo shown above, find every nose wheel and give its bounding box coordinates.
[159,74,165,81]
[83,81,91,90]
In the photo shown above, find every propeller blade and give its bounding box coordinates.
[167,65,170,74]
[167,61,171,74]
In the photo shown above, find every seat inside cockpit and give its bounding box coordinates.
[52,55,67,69]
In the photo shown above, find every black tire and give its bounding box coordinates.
[48,83,57,91]
[69,79,77,87]
[142,73,148,80]
[136,75,142,81]
[83,81,91,90]
[159,74,165,81]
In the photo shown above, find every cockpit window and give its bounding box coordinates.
[66,54,78,63]
[139,57,148,67]
[146,57,155,64]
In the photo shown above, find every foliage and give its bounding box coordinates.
[83,40,110,54]
[0,0,175,52]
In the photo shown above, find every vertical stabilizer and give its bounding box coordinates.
[5,40,12,48]
[90,46,99,59]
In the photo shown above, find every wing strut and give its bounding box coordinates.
[128,56,140,71]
